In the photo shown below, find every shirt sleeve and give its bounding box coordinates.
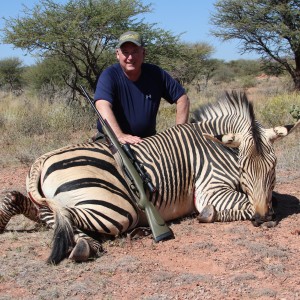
[94,67,115,104]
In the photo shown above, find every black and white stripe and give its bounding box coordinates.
[1,91,298,263]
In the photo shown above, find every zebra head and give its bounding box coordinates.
[196,91,300,226]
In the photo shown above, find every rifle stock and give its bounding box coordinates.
[80,85,173,242]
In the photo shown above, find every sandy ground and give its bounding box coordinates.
[0,165,300,300]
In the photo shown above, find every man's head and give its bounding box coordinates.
[116,31,145,79]
[117,31,143,48]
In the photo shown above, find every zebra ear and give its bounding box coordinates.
[203,133,242,148]
[265,120,300,143]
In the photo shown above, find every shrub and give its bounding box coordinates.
[0,91,95,166]
[255,93,300,127]
[239,76,257,89]
[289,104,300,121]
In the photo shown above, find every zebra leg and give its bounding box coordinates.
[37,205,103,261]
[215,207,278,227]
[197,203,255,223]
[197,205,217,223]
[39,205,55,228]
[195,189,256,223]
[38,205,102,262]
[46,204,104,264]
[69,230,103,262]
[0,191,40,233]
[215,208,253,222]
[69,237,90,262]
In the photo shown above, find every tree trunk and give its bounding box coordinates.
[294,76,300,91]
[293,55,300,91]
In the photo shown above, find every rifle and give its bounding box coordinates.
[80,85,173,242]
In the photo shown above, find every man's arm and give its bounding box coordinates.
[95,100,143,144]
[176,94,190,125]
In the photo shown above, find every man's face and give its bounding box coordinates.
[116,42,145,76]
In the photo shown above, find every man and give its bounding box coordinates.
[94,31,190,144]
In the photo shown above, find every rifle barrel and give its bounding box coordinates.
[79,85,105,126]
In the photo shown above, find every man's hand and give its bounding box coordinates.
[96,100,143,144]
[117,133,143,144]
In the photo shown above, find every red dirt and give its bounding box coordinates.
[1,165,300,300]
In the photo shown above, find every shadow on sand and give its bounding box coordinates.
[273,191,300,222]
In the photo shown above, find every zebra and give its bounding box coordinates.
[1,91,299,264]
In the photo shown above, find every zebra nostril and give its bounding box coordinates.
[251,213,264,227]
[251,216,261,227]
[251,209,276,226]
[251,219,260,227]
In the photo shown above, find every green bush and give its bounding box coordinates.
[289,104,300,121]
[239,76,257,89]
[255,93,300,126]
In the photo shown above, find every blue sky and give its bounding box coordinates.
[0,0,259,66]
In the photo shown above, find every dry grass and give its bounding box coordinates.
[1,76,299,169]
[0,90,95,167]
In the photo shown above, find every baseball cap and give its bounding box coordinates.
[117,31,143,48]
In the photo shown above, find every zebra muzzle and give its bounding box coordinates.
[251,209,277,227]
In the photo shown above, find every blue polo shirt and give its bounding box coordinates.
[94,63,185,138]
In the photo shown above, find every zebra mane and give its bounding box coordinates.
[191,91,264,155]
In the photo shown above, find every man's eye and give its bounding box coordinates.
[121,50,139,56]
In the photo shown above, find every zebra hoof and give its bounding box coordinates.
[197,205,216,223]
[69,238,91,262]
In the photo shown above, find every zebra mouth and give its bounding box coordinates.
[251,211,277,227]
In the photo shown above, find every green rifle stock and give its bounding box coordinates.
[80,85,173,242]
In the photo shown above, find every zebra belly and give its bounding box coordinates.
[141,193,195,225]
[137,199,196,227]
[159,201,195,222]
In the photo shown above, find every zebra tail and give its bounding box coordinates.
[46,201,75,265]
